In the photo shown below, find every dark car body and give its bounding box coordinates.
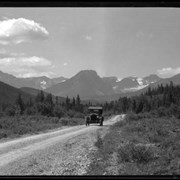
[85,106,104,126]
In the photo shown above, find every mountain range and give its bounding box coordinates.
[0,70,67,90]
[0,69,179,103]
[46,70,114,98]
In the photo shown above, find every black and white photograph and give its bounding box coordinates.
[0,2,179,177]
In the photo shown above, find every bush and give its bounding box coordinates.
[0,130,8,139]
[59,117,84,126]
[73,112,84,118]
[0,115,84,139]
[24,106,37,115]
[4,106,16,116]
[157,107,168,117]
[118,142,156,164]
[66,110,75,118]
[103,111,113,117]
[53,105,65,118]
[125,112,145,123]
[35,103,53,116]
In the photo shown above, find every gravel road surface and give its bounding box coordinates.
[0,114,125,175]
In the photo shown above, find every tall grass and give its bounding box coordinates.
[87,112,180,175]
[0,115,85,139]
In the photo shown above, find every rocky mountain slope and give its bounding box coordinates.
[0,71,67,90]
[46,70,114,99]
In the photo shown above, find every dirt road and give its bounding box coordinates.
[0,114,125,175]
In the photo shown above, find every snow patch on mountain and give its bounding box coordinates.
[137,78,143,85]
[116,78,122,82]
[113,85,118,90]
[40,80,47,89]
[122,84,149,92]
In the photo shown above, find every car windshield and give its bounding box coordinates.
[89,109,102,115]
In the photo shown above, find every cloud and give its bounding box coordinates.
[0,40,9,45]
[0,56,54,78]
[9,52,25,57]
[136,30,153,39]
[0,48,7,54]
[63,62,68,66]
[84,35,92,41]
[0,49,25,58]
[17,71,55,78]
[157,67,180,78]
[0,48,10,58]
[0,18,49,45]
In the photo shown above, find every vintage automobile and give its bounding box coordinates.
[85,106,104,126]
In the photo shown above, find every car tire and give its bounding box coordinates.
[86,117,90,126]
[100,117,103,126]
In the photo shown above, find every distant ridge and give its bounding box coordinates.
[0,70,67,90]
[1,69,180,102]
[0,81,34,104]
[46,70,114,98]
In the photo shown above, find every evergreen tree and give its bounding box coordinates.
[72,97,76,108]
[45,93,53,105]
[132,99,137,112]
[76,94,81,111]
[35,90,45,103]
[15,93,24,114]
[55,96,58,105]
[65,96,70,110]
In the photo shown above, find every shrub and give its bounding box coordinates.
[66,110,75,118]
[50,117,60,124]
[103,111,113,117]
[157,107,168,117]
[60,117,70,126]
[24,106,37,115]
[0,130,8,139]
[73,112,84,118]
[53,105,65,118]
[0,113,85,139]
[59,117,84,126]
[117,142,156,164]
[125,112,147,123]
[35,103,53,116]
[4,106,16,116]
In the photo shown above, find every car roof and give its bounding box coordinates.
[88,106,103,110]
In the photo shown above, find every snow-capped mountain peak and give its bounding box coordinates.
[116,78,122,82]
[137,78,143,85]
[113,74,161,93]
[40,80,47,89]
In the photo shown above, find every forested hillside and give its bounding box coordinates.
[89,81,180,175]
[104,81,180,118]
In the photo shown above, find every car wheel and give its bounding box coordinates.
[100,117,103,126]
[86,117,90,126]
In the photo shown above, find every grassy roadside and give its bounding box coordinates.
[0,114,113,141]
[0,115,85,140]
[87,113,180,175]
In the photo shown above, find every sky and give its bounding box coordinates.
[0,8,180,79]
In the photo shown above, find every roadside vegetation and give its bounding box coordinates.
[0,92,88,139]
[88,112,180,175]
[0,90,114,140]
[0,115,85,139]
[88,81,180,175]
